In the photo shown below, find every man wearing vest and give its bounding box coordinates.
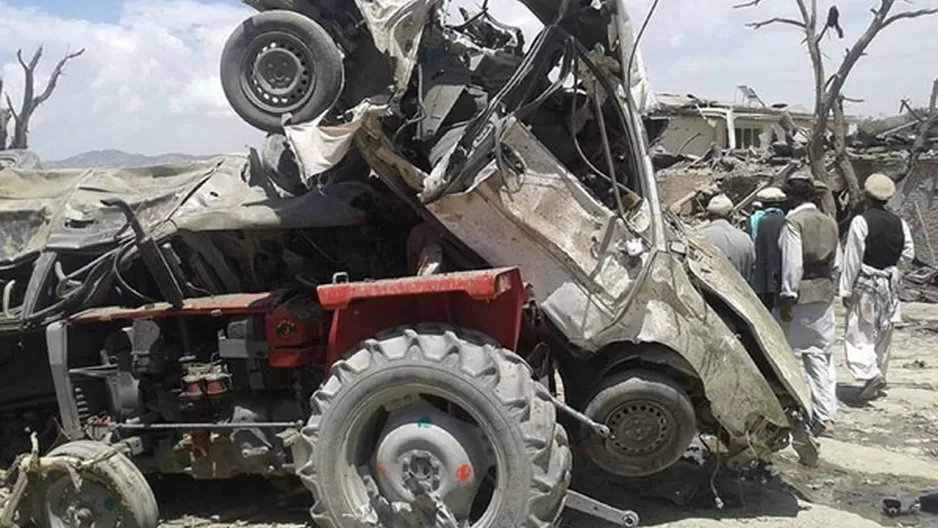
[778,171,841,436]
[840,174,915,401]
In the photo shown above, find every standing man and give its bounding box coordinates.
[778,171,841,436]
[840,174,914,401]
[698,194,755,284]
[752,187,787,310]
[749,200,765,240]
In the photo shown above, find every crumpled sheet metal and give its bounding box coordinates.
[614,0,658,113]
[424,119,790,438]
[427,119,648,342]
[685,237,813,412]
[353,0,436,92]
[605,251,791,435]
[284,98,388,181]
[0,156,368,266]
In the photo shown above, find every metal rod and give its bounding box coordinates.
[109,421,303,431]
[590,89,626,217]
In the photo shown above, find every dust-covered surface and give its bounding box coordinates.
[4,305,934,527]
[135,303,938,528]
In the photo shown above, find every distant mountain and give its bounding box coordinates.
[46,149,216,169]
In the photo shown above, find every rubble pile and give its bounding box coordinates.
[900,263,938,303]
[654,146,799,227]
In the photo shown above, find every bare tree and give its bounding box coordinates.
[0,78,10,150]
[740,0,938,209]
[895,77,938,184]
[2,46,85,151]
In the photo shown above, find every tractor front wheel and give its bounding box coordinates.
[32,441,158,528]
[292,325,572,528]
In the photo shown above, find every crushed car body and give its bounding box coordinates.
[255,0,817,468]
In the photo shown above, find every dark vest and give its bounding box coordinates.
[861,207,904,269]
[753,209,785,295]
[787,207,839,305]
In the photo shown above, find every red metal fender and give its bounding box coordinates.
[316,268,527,365]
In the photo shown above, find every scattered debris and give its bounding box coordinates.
[882,496,921,517]
[902,359,928,369]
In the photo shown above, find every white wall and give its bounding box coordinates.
[655,115,723,157]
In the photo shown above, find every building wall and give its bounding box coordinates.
[656,115,724,157]
[657,113,816,156]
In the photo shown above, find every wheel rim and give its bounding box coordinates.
[241,31,316,115]
[605,399,677,457]
[336,382,505,526]
[44,475,123,528]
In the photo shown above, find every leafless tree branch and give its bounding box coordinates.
[897,77,938,184]
[884,8,938,27]
[734,0,767,8]
[5,94,17,123]
[7,46,85,149]
[33,48,85,106]
[747,17,806,29]
[0,78,8,150]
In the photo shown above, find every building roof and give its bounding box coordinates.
[653,92,817,120]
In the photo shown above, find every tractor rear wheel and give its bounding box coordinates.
[292,325,572,527]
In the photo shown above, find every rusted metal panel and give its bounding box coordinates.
[316,267,520,309]
[322,269,526,364]
[70,291,287,324]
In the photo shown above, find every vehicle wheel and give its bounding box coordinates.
[220,10,345,132]
[292,325,571,528]
[33,440,158,528]
[583,370,696,478]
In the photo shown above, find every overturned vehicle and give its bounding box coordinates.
[0,0,816,526]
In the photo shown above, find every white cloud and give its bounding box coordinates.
[629,0,938,116]
[0,0,260,160]
[0,0,935,161]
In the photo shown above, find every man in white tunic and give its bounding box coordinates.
[778,171,841,436]
[840,174,914,401]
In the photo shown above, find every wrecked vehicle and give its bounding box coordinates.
[0,0,816,527]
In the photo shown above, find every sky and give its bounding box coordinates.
[0,0,936,161]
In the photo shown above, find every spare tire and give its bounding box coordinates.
[292,325,572,528]
[220,10,345,132]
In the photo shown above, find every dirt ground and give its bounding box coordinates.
[6,304,936,527]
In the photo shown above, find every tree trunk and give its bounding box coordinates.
[832,97,861,211]
[897,77,938,185]
[0,78,7,150]
[9,109,31,150]
[0,110,8,151]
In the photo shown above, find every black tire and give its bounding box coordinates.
[220,10,345,132]
[292,325,572,528]
[583,370,696,478]
[33,441,158,528]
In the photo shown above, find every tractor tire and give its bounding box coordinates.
[292,325,572,528]
[33,440,158,528]
[220,10,344,132]
[583,370,696,478]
